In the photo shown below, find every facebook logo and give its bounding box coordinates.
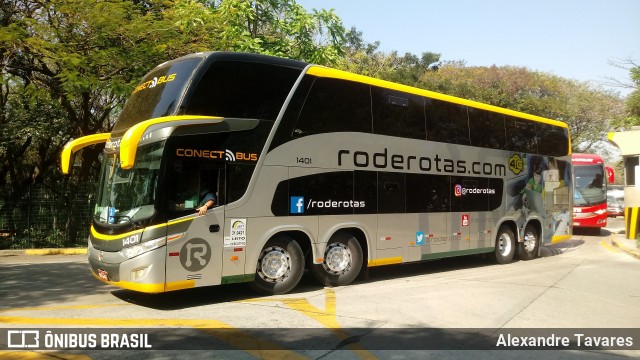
[290,196,305,214]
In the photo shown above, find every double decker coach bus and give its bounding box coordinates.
[61,52,573,295]
[571,153,614,229]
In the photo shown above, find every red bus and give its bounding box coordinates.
[571,154,614,229]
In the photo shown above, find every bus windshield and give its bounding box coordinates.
[574,164,606,206]
[113,58,203,132]
[94,141,164,225]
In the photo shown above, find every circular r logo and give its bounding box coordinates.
[179,238,211,272]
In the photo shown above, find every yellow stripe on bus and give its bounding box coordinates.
[120,115,222,169]
[60,133,111,174]
[90,216,195,241]
[551,234,572,244]
[368,257,403,267]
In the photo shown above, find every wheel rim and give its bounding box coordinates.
[523,231,537,253]
[323,242,351,275]
[258,246,290,282]
[498,232,513,256]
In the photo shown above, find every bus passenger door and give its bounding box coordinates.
[164,163,226,290]
[376,172,412,262]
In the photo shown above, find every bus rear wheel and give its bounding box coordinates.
[494,225,516,264]
[311,232,363,287]
[249,236,304,295]
[518,224,539,260]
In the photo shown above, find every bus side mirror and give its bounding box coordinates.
[605,166,614,184]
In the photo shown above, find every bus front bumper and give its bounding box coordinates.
[88,240,169,293]
[573,213,607,228]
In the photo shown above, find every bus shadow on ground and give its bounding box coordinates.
[541,239,585,257]
[113,255,496,310]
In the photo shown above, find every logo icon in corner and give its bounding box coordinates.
[290,196,305,214]
[508,153,524,175]
[7,330,39,348]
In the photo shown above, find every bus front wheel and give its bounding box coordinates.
[311,232,363,287]
[494,225,516,264]
[249,236,304,295]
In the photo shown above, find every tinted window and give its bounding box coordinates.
[115,58,202,132]
[506,116,537,154]
[426,99,470,145]
[406,174,450,213]
[372,87,426,139]
[468,108,506,150]
[537,123,569,156]
[293,78,372,136]
[354,171,378,214]
[378,172,405,213]
[185,60,302,120]
[268,76,315,151]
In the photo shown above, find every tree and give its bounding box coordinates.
[624,62,640,126]
[605,57,640,128]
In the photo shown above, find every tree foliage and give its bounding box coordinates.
[337,26,440,85]
[214,0,345,65]
[625,62,640,125]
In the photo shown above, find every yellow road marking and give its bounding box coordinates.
[0,304,132,313]
[241,289,378,360]
[0,316,232,328]
[600,239,619,253]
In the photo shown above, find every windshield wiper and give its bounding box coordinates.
[575,188,592,206]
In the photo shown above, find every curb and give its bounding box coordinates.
[611,237,640,260]
[0,248,87,256]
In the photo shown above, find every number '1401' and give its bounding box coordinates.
[297,157,312,165]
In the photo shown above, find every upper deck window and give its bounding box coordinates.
[292,77,372,136]
[185,60,302,121]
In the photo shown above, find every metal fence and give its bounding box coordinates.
[0,183,96,249]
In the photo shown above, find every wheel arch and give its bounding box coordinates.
[524,218,543,257]
[495,219,518,244]
[246,226,313,275]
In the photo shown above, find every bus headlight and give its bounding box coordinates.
[120,237,167,259]
[594,209,606,215]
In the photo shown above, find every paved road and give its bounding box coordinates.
[1,219,639,359]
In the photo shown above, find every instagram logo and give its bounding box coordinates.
[454,184,463,197]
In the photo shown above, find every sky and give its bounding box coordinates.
[296,0,639,97]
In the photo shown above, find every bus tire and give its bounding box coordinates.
[494,225,516,264]
[518,224,539,261]
[249,236,304,295]
[311,232,363,287]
